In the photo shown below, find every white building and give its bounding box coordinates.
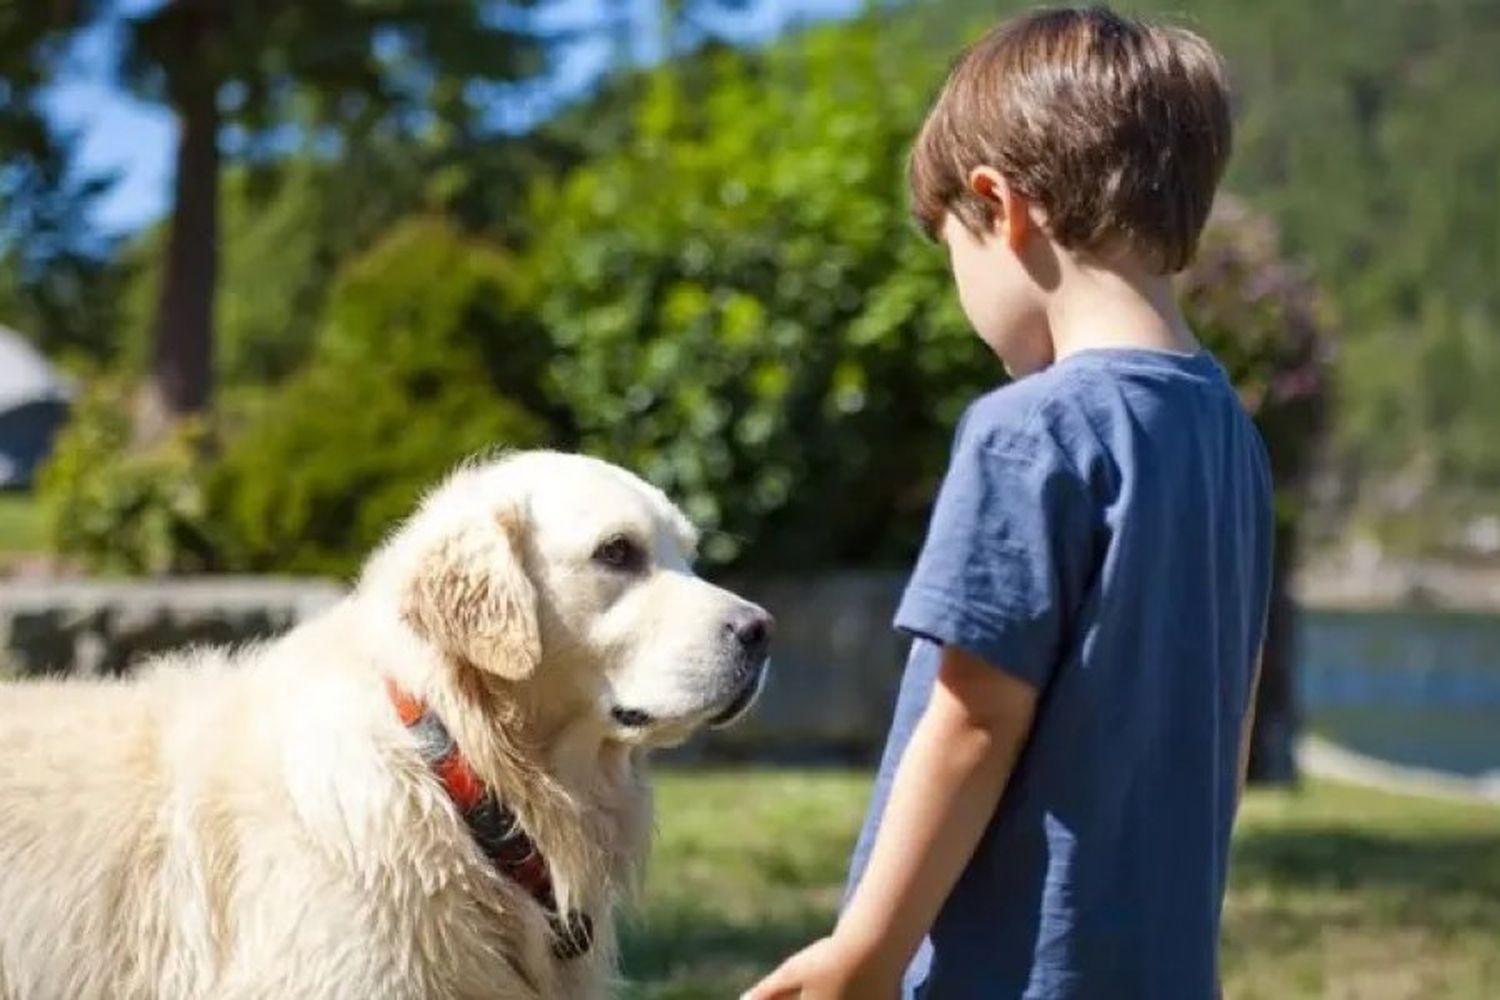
[0,327,72,489]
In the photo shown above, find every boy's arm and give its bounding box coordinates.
[743,643,1037,1000]
[839,643,1039,972]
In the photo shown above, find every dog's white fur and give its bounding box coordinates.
[0,451,768,1000]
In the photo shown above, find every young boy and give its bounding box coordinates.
[745,7,1271,999]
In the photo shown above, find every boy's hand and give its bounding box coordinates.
[740,933,901,1000]
[745,644,1036,1000]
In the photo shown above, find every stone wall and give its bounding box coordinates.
[7,569,1485,767]
[0,573,908,760]
[1294,557,1500,612]
[690,572,908,762]
[0,578,344,678]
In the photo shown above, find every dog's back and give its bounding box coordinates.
[0,655,242,999]
[0,619,571,1000]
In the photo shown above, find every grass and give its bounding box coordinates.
[623,770,1500,999]
[0,492,42,557]
[621,770,868,999]
[1225,782,1500,998]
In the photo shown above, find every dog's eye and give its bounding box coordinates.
[592,534,645,572]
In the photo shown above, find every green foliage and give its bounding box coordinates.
[214,165,379,386]
[36,381,217,575]
[11,0,1500,559]
[1179,198,1331,513]
[906,0,1500,537]
[207,217,549,577]
[0,493,42,557]
[0,12,119,369]
[529,24,982,568]
[34,11,1337,578]
[207,370,543,578]
[114,129,605,389]
[526,19,1330,571]
[1199,0,1500,494]
[7,0,571,418]
[116,155,456,388]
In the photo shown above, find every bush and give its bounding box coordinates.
[208,370,543,577]
[528,24,978,569]
[41,22,1333,583]
[525,20,1332,572]
[42,218,551,578]
[1179,196,1332,502]
[208,217,549,577]
[37,380,218,575]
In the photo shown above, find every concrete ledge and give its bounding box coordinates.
[685,572,908,761]
[0,573,909,759]
[1298,735,1500,806]
[0,577,344,678]
[1295,561,1500,613]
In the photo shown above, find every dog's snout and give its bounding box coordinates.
[725,606,773,660]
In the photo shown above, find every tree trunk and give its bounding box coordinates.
[141,4,219,431]
[1248,518,1300,784]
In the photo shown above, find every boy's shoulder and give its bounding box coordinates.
[955,360,1101,460]
[956,349,1245,483]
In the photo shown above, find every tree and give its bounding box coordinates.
[6,0,783,424]
[3,0,559,427]
[121,0,555,427]
[0,6,119,363]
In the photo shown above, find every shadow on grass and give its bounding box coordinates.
[1232,827,1500,902]
[621,904,834,998]
[1230,827,1500,893]
[1223,826,1500,995]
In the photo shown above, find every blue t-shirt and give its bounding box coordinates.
[846,347,1274,999]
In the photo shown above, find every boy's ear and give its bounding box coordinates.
[967,166,1031,251]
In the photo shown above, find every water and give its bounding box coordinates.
[1299,610,1500,778]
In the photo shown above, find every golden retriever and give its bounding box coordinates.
[0,451,771,999]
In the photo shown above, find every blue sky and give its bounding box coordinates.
[39,0,864,236]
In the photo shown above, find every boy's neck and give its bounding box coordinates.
[1043,253,1198,365]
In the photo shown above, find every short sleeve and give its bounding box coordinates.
[894,413,1096,689]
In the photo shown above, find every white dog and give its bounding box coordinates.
[0,451,771,999]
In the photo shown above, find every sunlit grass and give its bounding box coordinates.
[624,769,1500,999]
[1224,782,1500,999]
[0,492,42,556]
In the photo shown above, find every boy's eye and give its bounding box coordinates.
[592,534,646,573]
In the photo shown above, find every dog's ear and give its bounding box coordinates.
[401,506,539,680]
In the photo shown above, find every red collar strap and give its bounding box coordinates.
[385,678,593,960]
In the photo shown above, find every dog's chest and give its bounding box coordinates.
[402,775,648,998]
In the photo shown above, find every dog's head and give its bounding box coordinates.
[362,451,770,745]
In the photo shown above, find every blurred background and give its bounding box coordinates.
[0,0,1497,996]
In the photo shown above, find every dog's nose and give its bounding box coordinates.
[725,606,773,660]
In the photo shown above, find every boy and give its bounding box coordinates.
[745,7,1271,999]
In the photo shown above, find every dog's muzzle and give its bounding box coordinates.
[608,657,768,731]
[708,657,768,729]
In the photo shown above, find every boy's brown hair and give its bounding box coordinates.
[909,5,1231,273]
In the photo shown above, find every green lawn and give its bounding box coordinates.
[0,493,42,557]
[624,770,1500,999]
